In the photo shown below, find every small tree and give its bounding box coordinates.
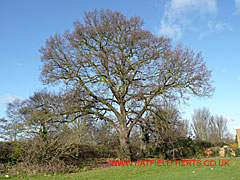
[0,99,25,141]
[191,107,212,141]
[40,9,214,159]
[209,115,229,143]
[191,108,230,143]
[139,104,188,158]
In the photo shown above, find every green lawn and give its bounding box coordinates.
[2,158,240,180]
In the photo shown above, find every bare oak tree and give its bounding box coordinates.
[40,9,214,159]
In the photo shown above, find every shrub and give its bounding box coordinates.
[5,160,77,177]
[152,137,212,159]
[0,142,14,163]
[225,148,232,157]
[234,148,240,157]
[11,141,24,163]
[210,148,218,157]
[229,143,239,148]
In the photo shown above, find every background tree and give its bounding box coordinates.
[191,107,212,141]
[191,107,231,143]
[0,118,8,140]
[18,88,93,141]
[139,104,190,158]
[0,99,25,141]
[20,91,63,141]
[40,9,214,159]
[209,115,229,143]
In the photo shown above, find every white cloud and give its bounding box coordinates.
[237,75,240,81]
[199,21,230,38]
[158,0,218,39]
[159,21,182,40]
[16,63,23,66]
[222,68,227,73]
[0,94,21,104]
[235,0,240,12]
[170,0,217,15]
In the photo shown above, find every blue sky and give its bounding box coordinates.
[0,0,240,134]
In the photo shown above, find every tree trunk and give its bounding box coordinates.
[142,133,150,157]
[118,102,131,160]
[139,121,150,157]
[119,129,131,160]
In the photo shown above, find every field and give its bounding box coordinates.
[2,158,240,180]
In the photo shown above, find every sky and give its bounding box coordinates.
[0,0,240,135]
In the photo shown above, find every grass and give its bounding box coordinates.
[2,158,240,180]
